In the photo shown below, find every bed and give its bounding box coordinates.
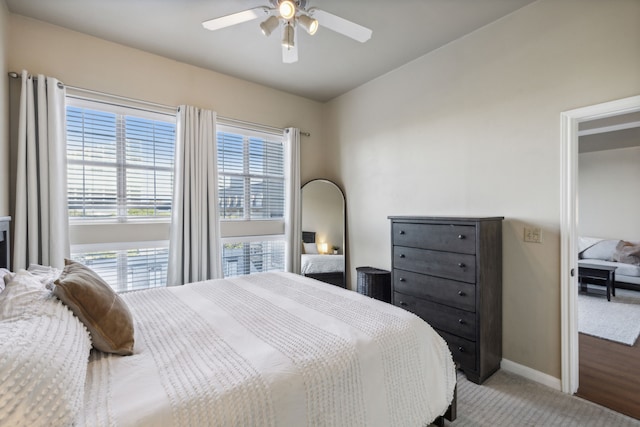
[0,236,457,426]
[302,231,345,288]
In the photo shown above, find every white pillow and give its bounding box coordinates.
[303,242,319,254]
[28,263,62,290]
[0,270,91,427]
[0,267,12,292]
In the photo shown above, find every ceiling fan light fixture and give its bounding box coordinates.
[282,22,295,48]
[260,15,280,36]
[298,14,318,35]
[278,0,296,20]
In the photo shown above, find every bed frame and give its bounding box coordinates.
[302,231,345,288]
[433,386,457,426]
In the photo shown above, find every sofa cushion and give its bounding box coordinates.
[579,239,620,261]
[578,237,603,253]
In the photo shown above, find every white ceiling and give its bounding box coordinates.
[6,0,536,102]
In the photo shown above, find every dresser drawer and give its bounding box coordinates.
[392,222,476,254]
[393,292,476,341]
[393,246,476,283]
[393,269,476,312]
[438,329,477,371]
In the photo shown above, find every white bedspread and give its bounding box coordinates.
[301,254,345,274]
[80,272,456,427]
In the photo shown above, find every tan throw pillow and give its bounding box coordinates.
[54,259,135,355]
[613,241,640,266]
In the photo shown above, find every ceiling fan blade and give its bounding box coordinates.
[202,7,270,31]
[308,8,372,43]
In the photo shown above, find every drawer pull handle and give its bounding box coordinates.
[458,346,465,353]
[399,230,405,235]
[399,277,406,282]
[399,301,408,307]
[399,254,406,258]
[458,234,465,239]
[458,262,465,268]
[458,319,465,325]
[458,290,466,296]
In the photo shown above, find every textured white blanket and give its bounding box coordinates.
[80,272,456,426]
[301,254,345,274]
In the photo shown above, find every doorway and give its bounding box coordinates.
[560,95,640,397]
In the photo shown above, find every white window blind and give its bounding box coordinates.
[66,98,176,221]
[222,239,285,278]
[70,244,169,293]
[217,126,284,220]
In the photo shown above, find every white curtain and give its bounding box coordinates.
[284,127,302,273]
[167,105,221,285]
[13,70,69,270]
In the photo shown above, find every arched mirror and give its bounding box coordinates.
[300,179,345,288]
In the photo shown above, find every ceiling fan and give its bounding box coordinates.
[202,0,373,64]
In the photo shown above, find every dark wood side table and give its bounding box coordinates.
[578,263,617,301]
[356,267,391,303]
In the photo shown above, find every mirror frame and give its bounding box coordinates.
[300,179,346,287]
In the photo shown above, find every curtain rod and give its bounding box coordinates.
[8,71,311,137]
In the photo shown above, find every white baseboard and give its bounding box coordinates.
[500,359,562,391]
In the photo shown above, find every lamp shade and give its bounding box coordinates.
[282,22,295,48]
[260,15,280,36]
[319,242,328,254]
[298,14,318,35]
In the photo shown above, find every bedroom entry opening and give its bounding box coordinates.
[560,94,640,396]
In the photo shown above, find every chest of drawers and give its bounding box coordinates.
[389,216,503,384]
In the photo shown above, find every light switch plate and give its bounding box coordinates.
[524,227,542,243]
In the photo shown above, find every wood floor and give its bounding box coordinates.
[576,332,640,419]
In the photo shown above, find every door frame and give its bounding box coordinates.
[560,94,640,394]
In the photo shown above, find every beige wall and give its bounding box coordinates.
[324,0,640,379]
[0,0,8,215]
[579,146,640,241]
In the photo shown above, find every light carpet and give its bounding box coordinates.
[578,286,640,346]
[449,370,640,426]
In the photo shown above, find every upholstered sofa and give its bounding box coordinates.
[578,237,640,290]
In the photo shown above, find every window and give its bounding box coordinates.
[217,124,287,277]
[217,126,284,220]
[66,98,175,220]
[66,94,289,286]
[66,94,176,291]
